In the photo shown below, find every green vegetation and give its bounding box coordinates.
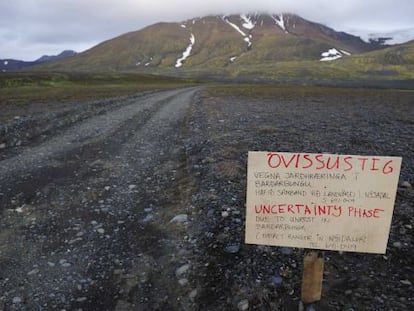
[0,72,198,105]
[202,83,414,100]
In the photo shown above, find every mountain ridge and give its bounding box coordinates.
[1,50,76,72]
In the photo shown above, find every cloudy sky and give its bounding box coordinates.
[1,0,414,61]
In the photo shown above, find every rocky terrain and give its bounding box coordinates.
[0,86,413,310]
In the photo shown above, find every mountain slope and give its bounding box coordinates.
[34,13,379,73]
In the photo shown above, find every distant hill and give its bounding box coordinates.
[35,50,77,63]
[1,50,76,72]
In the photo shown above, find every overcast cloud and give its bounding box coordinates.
[1,0,414,60]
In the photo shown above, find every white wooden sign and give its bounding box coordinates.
[245,152,402,254]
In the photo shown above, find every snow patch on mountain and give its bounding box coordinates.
[175,33,195,68]
[272,14,288,33]
[320,48,346,61]
[240,14,255,30]
[223,16,252,48]
[4,60,8,66]
[144,57,153,67]
[223,17,247,37]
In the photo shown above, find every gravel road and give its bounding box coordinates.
[0,86,413,311]
[0,87,202,310]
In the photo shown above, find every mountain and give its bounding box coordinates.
[29,14,414,85]
[1,59,37,72]
[1,50,76,72]
[34,14,378,71]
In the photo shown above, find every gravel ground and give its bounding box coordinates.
[0,86,413,311]
[185,88,414,311]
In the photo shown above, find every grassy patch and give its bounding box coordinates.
[0,72,198,105]
[202,83,414,100]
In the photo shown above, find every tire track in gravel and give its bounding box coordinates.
[0,87,199,208]
[0,87,202,310]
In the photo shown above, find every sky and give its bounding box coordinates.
[1,0,414,61]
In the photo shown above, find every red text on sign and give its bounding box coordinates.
[266,153,395,175]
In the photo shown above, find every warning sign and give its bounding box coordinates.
[245,152,402,254]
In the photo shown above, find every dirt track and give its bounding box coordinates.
[0,87,202,310]
[0,86,414,310]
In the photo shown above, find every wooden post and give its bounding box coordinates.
[301,250,324,305]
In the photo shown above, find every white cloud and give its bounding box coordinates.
[1,0,414,60]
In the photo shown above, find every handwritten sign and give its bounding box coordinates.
[245,152,402,254]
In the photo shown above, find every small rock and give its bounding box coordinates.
[393,241,403,249]
[170,214,188,223]
[345,289,353,295]
[59,259,71,268]
[225,244,240,254]
[47,262,55,267]
[143,214,153,223]
[189,289,198,301]
[400,279,412,286]
[15,206,24,213]
[113,269,124,275]
[280,247,293,255]
[27,269,39,276]
[0,143,6,149]
[207,209,215,218]
[237,299,249,311]
[178,278,189,286]
[128,184,137,190]
[270,275,283,286]
[104,186,110,191]
[305,305,316,311]
[176,264,191,277]
[76,297,87,302]
[401,181,412,188]
[12,297,22,304]
[221,211,229,218]
[97,228,105,234]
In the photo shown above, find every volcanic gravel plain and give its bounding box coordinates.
[0,86,413,310]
